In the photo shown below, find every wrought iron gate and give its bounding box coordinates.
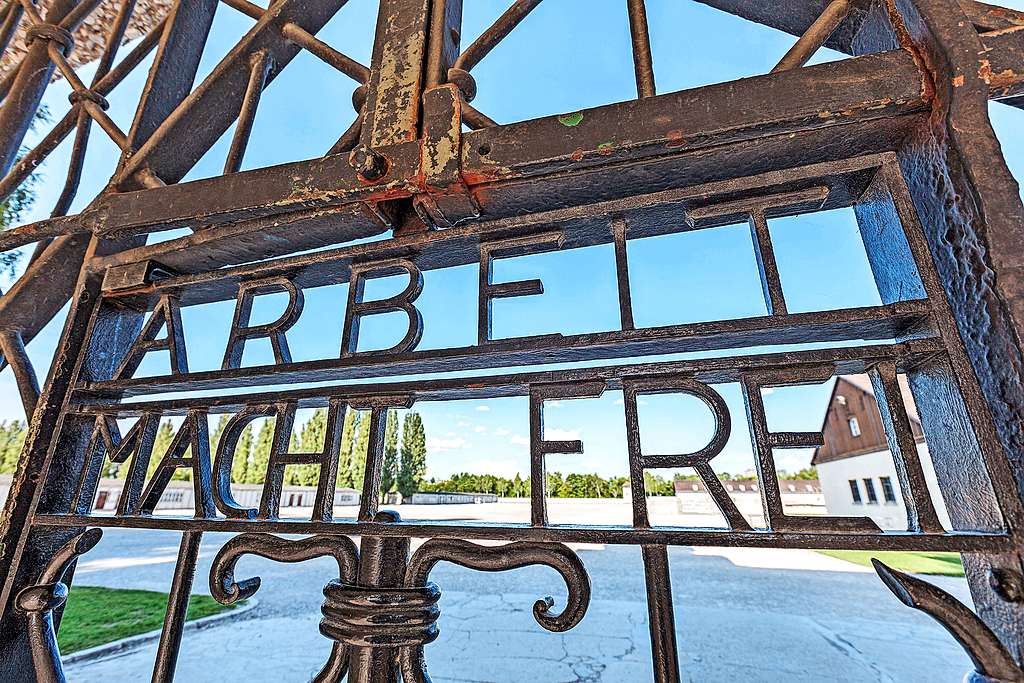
[0,0,1022,680]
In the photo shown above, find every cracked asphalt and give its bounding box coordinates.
[63,525,972,681]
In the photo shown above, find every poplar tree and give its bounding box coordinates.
[350,413,370,491]
[380,410,399,497]
[246,419,275,484]
[397,412,426,498]
[296,409,327,486]
[336,410,358,488]
[284,429,302,485]
[146,421,176,480]
[209,414,230,457]
[231,423,253,484]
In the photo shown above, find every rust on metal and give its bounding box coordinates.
[0,0,1021,681]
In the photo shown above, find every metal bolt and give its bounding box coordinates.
[349,144,389,182]
[447,67,477,103]
[989,567,1024,603]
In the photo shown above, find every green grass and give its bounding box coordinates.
[817,550,965,577]
[58,586,238,654]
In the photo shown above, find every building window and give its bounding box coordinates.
[848,480,862,504]
[863,478,879,504]
[849,417,861,437]
[880,476,897,503]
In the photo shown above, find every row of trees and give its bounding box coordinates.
[178,409,429,497]
[420,467,819,499]
[420,471,653,498]
[0,410,430,498]
[0,414,817,500]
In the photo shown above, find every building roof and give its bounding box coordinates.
[811,374,923,467]
[838,373,920,422]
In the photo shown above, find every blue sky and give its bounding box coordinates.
[2,0,1023,483]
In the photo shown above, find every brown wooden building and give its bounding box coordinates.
[812,375,924,467]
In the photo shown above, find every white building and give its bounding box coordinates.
[410,491,498,505]
[812,375,951,530]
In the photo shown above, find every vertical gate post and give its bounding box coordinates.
[0,3,221,678]
[348,511,410,683]
[0,246,141,680]
[863,0,1024,657]
[359,0,433,150]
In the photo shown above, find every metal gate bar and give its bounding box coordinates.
[0,0,1020,681]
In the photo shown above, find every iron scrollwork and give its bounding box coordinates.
[874,559,1024,683]
[15,528,103,683]
[397,538,592,683]
[209,522,591,683]
[209,533,359,683]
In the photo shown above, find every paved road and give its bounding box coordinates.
[64,527,973,682]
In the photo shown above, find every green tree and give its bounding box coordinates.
[351,413,373,490]
[643,471,675,496]
[231,423,253,484]
[511,473,527,498]
[146,421,176,480]
[246,419,275,484]
[397,412,426,498]
[336,410,359,488]
[380,410,399,497]
[0,106,48,276]
[291,409,327,486]
[780,467,818,480]
[0,421,26,474]
[209,415,230,457]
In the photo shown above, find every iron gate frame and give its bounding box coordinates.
[0,0,1021,681]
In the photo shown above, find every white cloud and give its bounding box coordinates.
[456,421,469,428]
[474,425,487,434]
[495,427,511,437]
[459,458,524,479]
[427,436,472,452]
[475,405,491,412]
[547,400,563,408]
[613,398,624,405]
[509,434,530,446]
[545,428,581,441]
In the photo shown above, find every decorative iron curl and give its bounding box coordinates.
[209,533,359,683]
[210,532,358,603]
[400,539,591,683]
[873,559,1024,683]
[16,528,102,683]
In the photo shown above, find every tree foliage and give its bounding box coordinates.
[397,413,426,498]
[336,410,358,488]
[247,419,275,484]
[0,421,27,474]
[380,410,399,496]
[231,423,253,485]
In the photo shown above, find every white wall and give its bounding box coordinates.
[817,445,952,531]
